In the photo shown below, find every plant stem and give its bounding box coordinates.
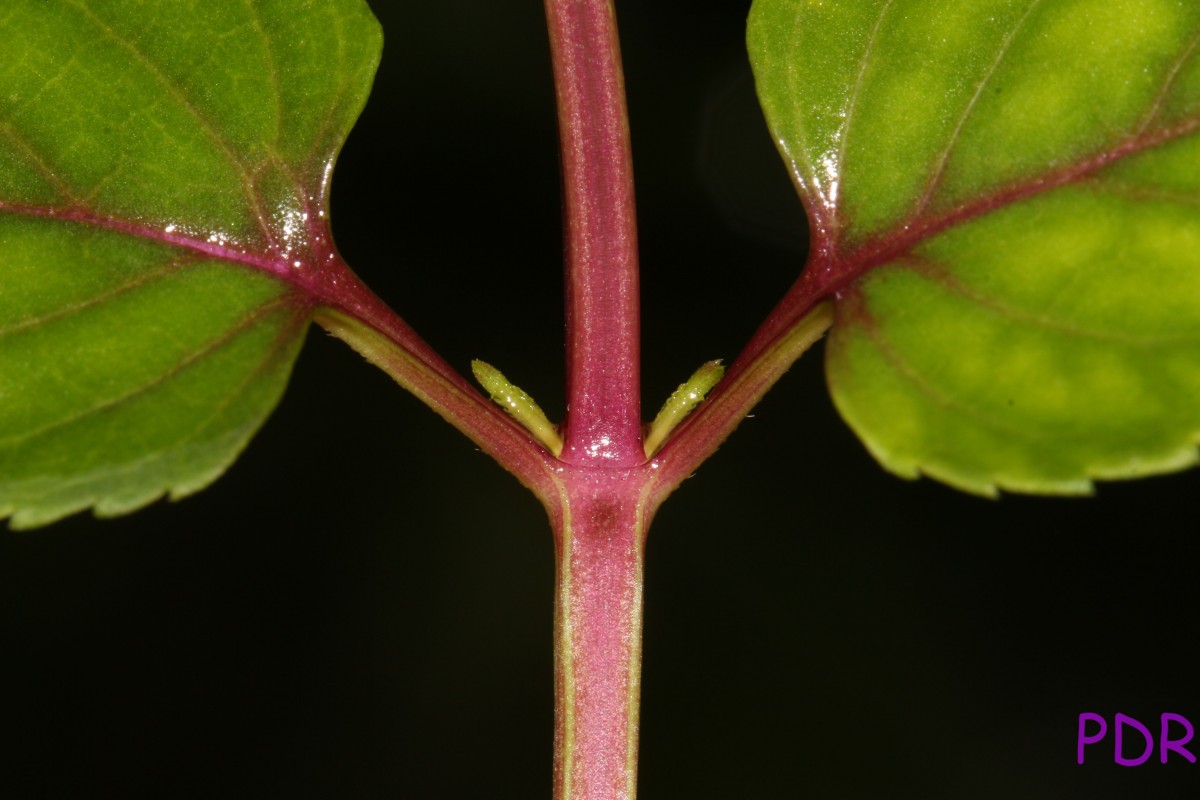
[323,4,839,797]
[542,1,652,795]
[551,472,656,800]
[545,0,643,467]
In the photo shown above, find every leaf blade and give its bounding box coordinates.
[750,0,1200,493]
[0,0,382,525]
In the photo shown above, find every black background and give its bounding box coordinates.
[3,1,1199,797]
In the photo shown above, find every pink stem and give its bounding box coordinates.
[550,470,656,800]
[545,0,643,467]
[542,1,653,796]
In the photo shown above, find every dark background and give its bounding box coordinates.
[3,1,1199,797]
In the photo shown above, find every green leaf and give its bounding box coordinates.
[0,0,381,526]
[749,0,1200,494]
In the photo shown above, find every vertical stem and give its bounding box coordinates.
[543,2,649,795]
[544,0,643,466]
[552,475,653,800]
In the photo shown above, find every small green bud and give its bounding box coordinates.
[643,360,725,458]
[472,360,563,457]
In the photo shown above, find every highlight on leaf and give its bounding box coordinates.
[471,360,564,457]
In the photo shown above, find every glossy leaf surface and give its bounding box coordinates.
[750,0,1200,494]
[0,0,381,526]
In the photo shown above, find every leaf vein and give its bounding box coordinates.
[166,306,309,483]
[1136,23,1200,134]
[0,118,81,205]
[59,0,279,248]
[0,296,297,451]
[302,5,350,182]
[1087,178,1200,207]
[834,0,895,226]
[852,291,1048,444]
[912,0,1045,219]
[244,0,285,154]
[0,256,200,341]
[833,114,1200,301]
[899,254,1199,346]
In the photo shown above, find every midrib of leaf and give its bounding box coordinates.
[0,202,335,302]
[814,113,1200,304]
[739,35,1200,416]
[0,297,302,451]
